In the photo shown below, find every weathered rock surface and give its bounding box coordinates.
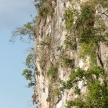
[32,0,108,108]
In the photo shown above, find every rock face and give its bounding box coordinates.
[33,0,108,108]
[34,1,70,107]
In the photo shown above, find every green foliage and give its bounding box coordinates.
[22,52,35,88]
[53,88,59,96]
[22,69,32,80]
[39,5,54,18]
[64,9,74,31]
[47,65,58,80]
[39,59,46,69]
[64,36,77,50]
[40,36,51,48]
[65,99,85,108]
[74,86,80,95]
[59,66,104,90]
[79,42,97,64]
[58,68,85,90]
[79,27,95,43]
[94,0,108,8]
[10,17,36,42]
[61,57,74,68]
[26,53,35,69]
[59,66,108,108]
[58,79,67,91]
[35,0,54,18]
[75,3,96,51]
[57,46,63,51]
[36,106,38,108]
[10,4,36,90]
[69,67,85,80]
[86,66,104,78]
[64,1,108,64]
[40,41,48,46]
[62,1,108,107]
[78,3,95,27]
[11,20,36,88]
[22,69,35,88]
[28,82,35,88]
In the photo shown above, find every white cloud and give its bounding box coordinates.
[0,0,36,30]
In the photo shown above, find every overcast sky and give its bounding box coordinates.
[0,0,37,108]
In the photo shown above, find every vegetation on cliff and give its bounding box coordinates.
[10,15,36,88]
[11,0,108,107]
[58,0,108,108]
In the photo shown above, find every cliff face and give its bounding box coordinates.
[34,1,69,107]
[33,0,108,108]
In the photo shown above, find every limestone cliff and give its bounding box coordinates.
[32,0,108,108]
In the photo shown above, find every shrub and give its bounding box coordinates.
[62,57,74,68]
[64,9,74,31]
[59,66,108,108]
[47,65,58,79]
[36,0,55,18]
[22,69,35,88]
[64,36,77,50]
[53,88,59,96]
[26,53,35,69]
[10,18,36,43]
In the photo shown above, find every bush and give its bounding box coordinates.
[26,53,35,69]
[10,18,36,43]
[22,69,35,88]
[36,0,54,18]
[53,88,59,96]
[59,66,108,108]
[64,36,77,50]
[62,57,74,68]
[47,65,58,80]
[64,9,74,31]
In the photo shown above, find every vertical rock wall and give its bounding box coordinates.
[33,0,108,108]
[34,0,69,107]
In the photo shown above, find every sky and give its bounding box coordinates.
[0,0,37,108]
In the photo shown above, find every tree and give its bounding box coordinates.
[10,17,36,43]
[22,69,35,88]
[26,53,35,69]
[10,17,36,88]
[22,52,36,88]
[10,15,36,87]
